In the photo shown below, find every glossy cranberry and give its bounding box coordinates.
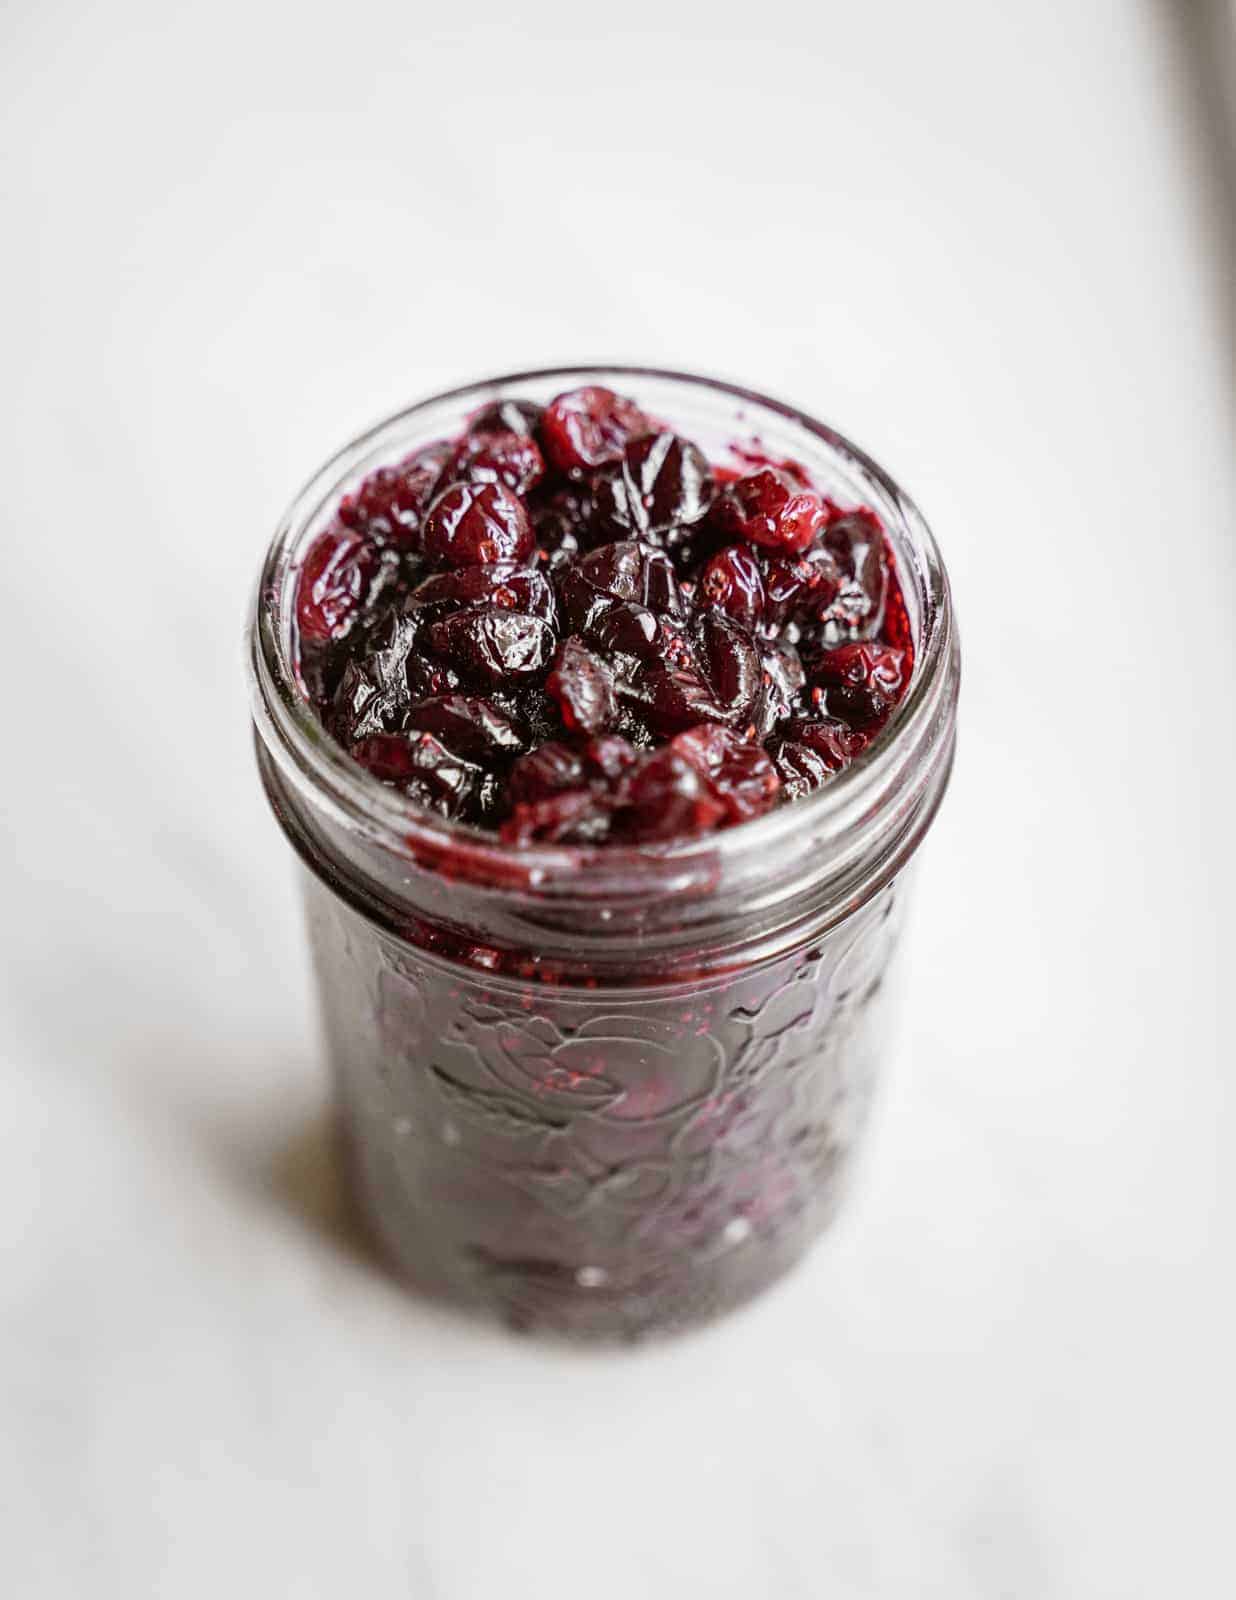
[402,694,531,759]
[439,428,545,495]
[713,466,828,554]
[349,730,481,819]
[753,638,806,739]
[572,541,683,616]
[589,433,714,541]
[638,659,730,737]
[698,544,765,630]
[338,443,451,546]
[421,481,534,568]
[540,386,650,473]
[547,638,618,735]
[509,741,587,803]
[672,724,781,823]
[811,642,907,729]
[297,388,914,843]
[296,528,386,644]
[412,562,557,626]
[762,548,843,629]
[427,606,556,686]
[698,611,761,725]
[770,717,862,800]
[469,398,543,437]
[330,607,437,743]
[819,512,888,641]
[617,746,727,842]
[500,788,613,846]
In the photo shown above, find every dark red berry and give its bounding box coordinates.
[560,541,685,633]
[547,638,618,735]
[401,694,531,759]
[427,606,555,686]
[818,512,888,641]
[753,638,806,739]
[639,659,730,737]
[439,428,545,495]
[338,442,451,546]
[509,741,587,803]
[713,467,828,554]
[698,611,761,724]
[770,716,863,800]
[589,433,714,541]
[468,398,543,437]
[500,789,613,846]
[811,642,907,728]
[349,730,481,819]
[617,746,727,842]
[330,606,458,743]
[412,562,557,626]
[296,528,383,644]
[698,545,765,630]
[540,386,650,473]
[672,724,781,824]
[762,549,843,629]
[421,481,534,568]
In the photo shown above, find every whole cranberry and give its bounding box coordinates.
[412,562,557,625]
[672,724,781,824]
[421,481,534,568]
[698,545,765,630]
[547,638,619,735]
[468,398,543,437]
[427,606,556,685]
[713,466,828,554]
[338,442,451,546]
[296,528,383,644]
[819,511,888,641]
[617,746,728,842]
[589,433,714,541]
[811,642,907,728]
[540,386,650,473]
[439,428,545,496]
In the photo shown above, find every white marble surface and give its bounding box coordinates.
[2,2,1233,1595]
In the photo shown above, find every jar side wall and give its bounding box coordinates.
[304,863,910,1337]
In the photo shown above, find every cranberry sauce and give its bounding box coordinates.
[294,385,913,847]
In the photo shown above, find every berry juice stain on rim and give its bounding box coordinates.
[248,368,960,1338]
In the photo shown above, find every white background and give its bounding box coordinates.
[2,1,1234,1596]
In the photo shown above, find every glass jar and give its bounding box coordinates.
[248,368,960,1339]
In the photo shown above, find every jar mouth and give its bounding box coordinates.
[248,365,959,906]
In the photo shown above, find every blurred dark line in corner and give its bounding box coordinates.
[1157,0,1236,390]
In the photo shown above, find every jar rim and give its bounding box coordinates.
[248,364,958,904]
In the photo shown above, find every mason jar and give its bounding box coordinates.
[248,367,960,1339]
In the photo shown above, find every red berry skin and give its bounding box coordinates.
[672,724,781,824]
[698,545,765,630]
[547,638,618,735]
[412,562,557,626]
[617,746,728,842]
[439,429,545,496]
[811,643,907,729]
[540,386,650,473]
[338,442,451,547]
[296,528,382,644]
[427,605,556,686]
[713,466,828,554]
[421,481,534,568]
